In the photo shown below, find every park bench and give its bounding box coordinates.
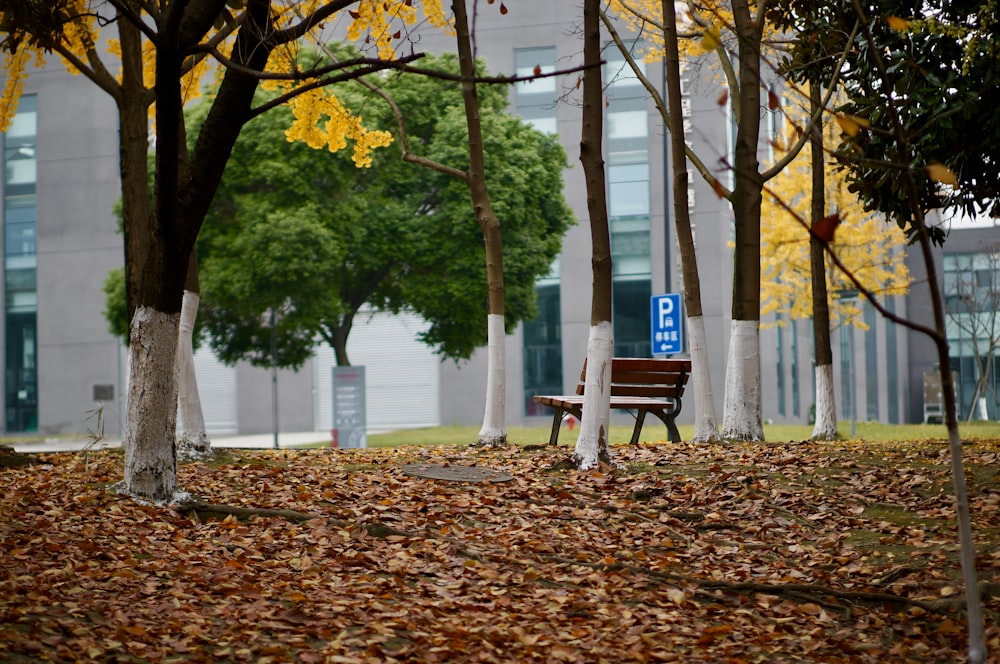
[532,357,691,446]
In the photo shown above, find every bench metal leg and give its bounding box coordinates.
[629,410,647,445]
[665,416,681,443]
[547,410,563,446]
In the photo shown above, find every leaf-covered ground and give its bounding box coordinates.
[2,439,999,663]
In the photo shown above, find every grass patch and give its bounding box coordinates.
[363,421,1000,449]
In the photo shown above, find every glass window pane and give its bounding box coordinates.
[608,110,647,139]
[7,110,36,138]
[604,57,645,87]
[609,181,649,217]
[613,278,652,357]
[608,163,649,183]
[514,47,557,96]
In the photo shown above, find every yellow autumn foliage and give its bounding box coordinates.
[0,1,454,166]
[285,88,392,168]
[607,1,786,62]
[608,0,731,61]
[761,98,911,329]
[0,49,29,132]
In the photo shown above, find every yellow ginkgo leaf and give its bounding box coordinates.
[849,114,871,129]
[701,26,721,51]
[925,162,958,186]
[887,16,910,32]
[835,114,862,137]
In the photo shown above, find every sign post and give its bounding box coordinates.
[650,293,683,356]
[331,366,367,448]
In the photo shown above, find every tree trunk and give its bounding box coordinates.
[722,0,765,442]
[573,0,615,470]
[965,353,990,423]
[920,236,986,664]
[175,286,211,460]
[331,318,352,367]
[122,1,275,500]
[452,0,507,448]
[122,11,189,501]
[175,112,210,460]
[808,83,838,441]
[662,0,720,444]
[115,11,175,494]
[124,306,180,501]
[117,15,151,324]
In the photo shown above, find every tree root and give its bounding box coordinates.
[541,553,963,613]
[0,447,40,468]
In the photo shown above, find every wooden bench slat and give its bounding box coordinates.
[609,385,683,399]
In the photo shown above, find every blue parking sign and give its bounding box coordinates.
[650,293,683,355]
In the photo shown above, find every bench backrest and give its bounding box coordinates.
[575,357,691,399]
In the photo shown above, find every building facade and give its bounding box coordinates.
[2,4,996,438]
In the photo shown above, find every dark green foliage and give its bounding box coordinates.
[102,267,128,341]
[197,50,574,367]
[771,1,1000,243]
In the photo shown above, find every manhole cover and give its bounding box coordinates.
[401,463,514,483]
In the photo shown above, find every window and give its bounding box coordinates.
[791,319,800,417]
[942,250,1000,420]
[605,47,652,351]
[4,95,38,432]
[515,48,563,413]
[523,280,563,415]
[513,47,558,135]
[864,303,879,420]
[776,318,785,417]
[886,298,899,423]
[613,279,652,358]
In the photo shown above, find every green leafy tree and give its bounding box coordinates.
[195,52,573,369]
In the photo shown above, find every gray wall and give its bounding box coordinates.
[235,363,315,435]
[29,66,125,436]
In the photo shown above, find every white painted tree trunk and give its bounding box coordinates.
[811,363,838,440]
[722,319,764,441]
[175,290,211,459]
[124,306,181,502]
[573,321,614,470]
[477,314,507,447]
[687,315,721,443]
[973,397,988,421]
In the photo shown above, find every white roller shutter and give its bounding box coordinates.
[315,310,440,433]
[193,347,238,435]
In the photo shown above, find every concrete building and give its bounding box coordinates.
[2,5,996,438]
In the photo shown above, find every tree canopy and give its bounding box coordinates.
[771,0,1000,243]
[195,51,574,367]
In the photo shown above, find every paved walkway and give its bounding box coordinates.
[5,431,333,454]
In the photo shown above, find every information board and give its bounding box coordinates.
[332,366,367,448]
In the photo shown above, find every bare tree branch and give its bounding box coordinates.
[103,0,161,44]
[761,20,860,182]
[600,8,731,200]
[308,37,470,182]
[246,53,426,120]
